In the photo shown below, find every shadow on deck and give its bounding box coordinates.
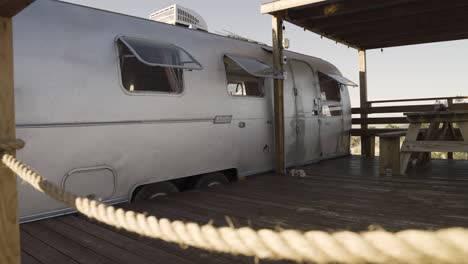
[20,155,468,264]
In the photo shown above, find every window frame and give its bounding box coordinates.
[318,71,342,103]
[224,53,283,79]
[223,54,270,99]
[115,35,200,96]
[317,71,344,117]
[320,72,358,87]
[117,35,203,70]
[226,79,266,98]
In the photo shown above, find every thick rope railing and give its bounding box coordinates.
[2,153,468,264]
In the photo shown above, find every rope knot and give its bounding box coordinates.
[0,139,25,152]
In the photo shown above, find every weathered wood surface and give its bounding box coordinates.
[379,137,400,175]
[272,15,285,175]
[377,131,406,138]
[459,122,468,141]
[399,111,468,174]
[352,103,468,115]
[359,50,373,157]
[20,156,468,264]
[0,16,21,264]
[402,141,468,153]
[368,96,468,104]
[353,117,409,125]
[261,0,468,49]
[405,110,468,123]
[399,123,421,175]
[0,0,32,17]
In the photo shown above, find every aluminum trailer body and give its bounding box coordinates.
[13,0,353,222]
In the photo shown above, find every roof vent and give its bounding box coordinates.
[149,4,208,32]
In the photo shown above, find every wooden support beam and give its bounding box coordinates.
[272,16,286,175]
[0,16,21,264]
[351,128,408,137]
[353,117,410,125]
[351,104,436,114]
[358,50,373,157]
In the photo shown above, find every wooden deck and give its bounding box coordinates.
[20,156,468,264]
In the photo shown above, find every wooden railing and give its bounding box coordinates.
[351,96,468,157]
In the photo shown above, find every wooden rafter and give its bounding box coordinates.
[262,0,468,50]
[0,0,32,17]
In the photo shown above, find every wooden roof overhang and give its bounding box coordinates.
[261,0,468,50]
[0,0,32,17]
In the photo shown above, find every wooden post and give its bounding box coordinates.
[272,15,285,175]
[379,136,401,175]
[359,50,374,157]
[447,99,454,159]
[0,16,21,264]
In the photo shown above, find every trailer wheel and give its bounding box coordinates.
[194,173,229,189]
[132,181,179,202]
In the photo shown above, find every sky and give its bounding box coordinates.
[62,0,468,107]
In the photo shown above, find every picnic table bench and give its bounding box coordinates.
[399,110,468,175]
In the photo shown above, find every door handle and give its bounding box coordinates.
[238,122,246,128]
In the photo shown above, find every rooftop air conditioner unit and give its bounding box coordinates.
[149,4,208,32]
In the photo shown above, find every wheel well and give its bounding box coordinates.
[222,168,238,183]
[130,168,239,199]
[171,168,238,191]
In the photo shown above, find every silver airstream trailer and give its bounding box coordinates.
[13,0,356,222]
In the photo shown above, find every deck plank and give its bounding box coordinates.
[22,223,114,264]
[21,252,43,264]
[58,216,194,264]
[20,231,76,264]
[21,156,468,263]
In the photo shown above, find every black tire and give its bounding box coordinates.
[194,173,229,189]
[132,181,179,202]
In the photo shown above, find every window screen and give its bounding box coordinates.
[224,56,265,97]
[116,36,202,93]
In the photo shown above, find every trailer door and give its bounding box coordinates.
[288,60,321,164]
[317,72,356,157]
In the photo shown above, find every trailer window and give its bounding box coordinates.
[227,80,264,97]
[318,72,343,116]
[116,36,202,93]
[224,56,272,97]
[318,72,341,102]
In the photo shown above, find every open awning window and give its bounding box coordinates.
[224,54,283,79]
[320,72,358,87]
[117,36,203,70]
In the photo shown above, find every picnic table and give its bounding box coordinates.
[400,110,468,175]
